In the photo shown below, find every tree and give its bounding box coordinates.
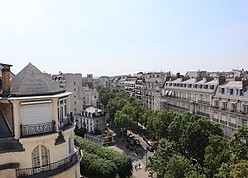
[204,135,230,178]
[229,125,248,163]
[114,105,136,140]
[97,86,116,108]
[216,160,248,178]
[75,136,133,178]
[165,154,204,178]
[177,113,223,165]
[107,97,128,124]
[146,138,175,177]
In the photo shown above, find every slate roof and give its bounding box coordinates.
[10,63,65,96]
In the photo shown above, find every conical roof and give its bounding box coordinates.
[10,63,64,96]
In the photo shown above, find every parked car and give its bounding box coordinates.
[134,139,141,146]
[147,146,154,152]
[127,134,134,144]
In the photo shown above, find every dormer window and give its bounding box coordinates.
[194,84,198,88]
[199,85,203,89]
[236,89,243,96]
[219,88,225,94]
[204,85,208,89]
[188,84,192,88]
[210,85,214,90]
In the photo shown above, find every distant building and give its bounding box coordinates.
[53,72,99,114]
[75,106,106,132]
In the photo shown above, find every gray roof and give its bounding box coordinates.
[10,63,64,96]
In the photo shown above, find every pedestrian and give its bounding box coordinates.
[135,164,138,171]
[138,162,141,169]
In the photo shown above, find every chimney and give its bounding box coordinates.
[1,63,12,96]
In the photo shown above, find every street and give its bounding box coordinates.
[107,125,153,178]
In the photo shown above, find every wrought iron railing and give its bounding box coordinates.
[16,149,81,178]
[212,118,219,123]
[228,122,237,128]
[196,111,210,118]
[21,121,56,137]
[220,120,227,125]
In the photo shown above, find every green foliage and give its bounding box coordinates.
[107,97,129,124]
[204,135,230,177]
[165,154,198,178]
[146,138,204,178]
[75,136,133,178]
[97,85,116,108]
[74,127,87,137]
[229,125,248,163]
[146,138,176,177]
[81,151,117,178]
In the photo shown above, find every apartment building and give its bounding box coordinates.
[211,78,248,139]
[0,63,81,178]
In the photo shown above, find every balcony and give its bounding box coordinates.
[211,105,219,109]
[196,111,210,118]
[197,100,210,105]
[16,149,81,178]
[59,114,74,131]
[21,121,56,137]
[220,120,227,125]
[228,122,237,128]
[212,118,219,123]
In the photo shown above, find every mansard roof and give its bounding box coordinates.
[10,63,65,96]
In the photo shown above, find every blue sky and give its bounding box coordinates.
[0,0,248,77]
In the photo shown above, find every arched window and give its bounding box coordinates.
[32,145,50,167]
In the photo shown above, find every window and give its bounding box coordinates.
[210,85,214,90]
[222,102,227,110]
[188,84,192,88]
[213,112,219,122]
[214,100,219,107]
[32,145,50,168]
[242,119,247,126]
[69,137,72,154]
[231,103,237,112]
[74,82,76,85]
[74,101,76,105]
[220,114,227,125]
[243,105,248,114]
[229,116,236,128]
[204,85,208,89]
[74,88,76,91]
[227,88,234,95]
[219,88,225,94]
[237,89,244,96]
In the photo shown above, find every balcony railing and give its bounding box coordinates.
[220,120,227,125]
[228,122,237,128]
[197,100,210,105]
[196,111,210,118]
[59,113,74,130]
[212,118,219,123]
[21,121,56,137]
[16,149,81,178]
